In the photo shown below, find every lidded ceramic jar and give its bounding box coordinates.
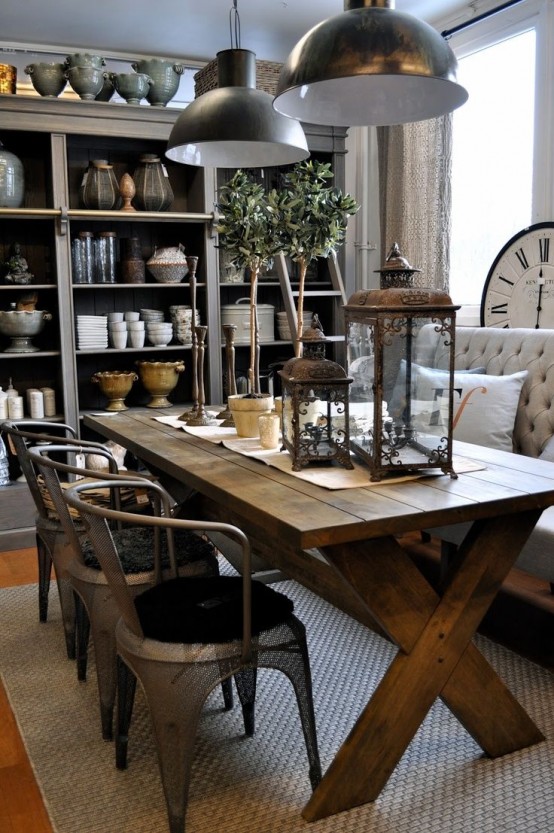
[131,59,184,106]
[24,62,67,97]
[0,140,24,208]
[133,153,174,211]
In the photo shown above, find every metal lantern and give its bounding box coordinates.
[278,319,353,472]
[344,286,460,482]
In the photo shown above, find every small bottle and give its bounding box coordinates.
[26,387,39,413]
[0,388,8,420]
[8,395,24,420]
[41,387,56,417]
[6,378,18,400]
[29,389,45,419]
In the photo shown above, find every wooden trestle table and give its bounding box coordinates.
[84,407,550,822]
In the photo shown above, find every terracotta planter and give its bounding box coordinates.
[228,393,273,438]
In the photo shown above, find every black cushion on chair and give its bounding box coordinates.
[134,576,294,644]
[82,528,217,575]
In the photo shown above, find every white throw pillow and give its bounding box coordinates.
[390,363,527,452]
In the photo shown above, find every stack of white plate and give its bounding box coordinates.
[76,315,108,350]
[276,310,313,341]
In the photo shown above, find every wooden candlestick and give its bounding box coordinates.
[178,255,200,422]
[219,323,237,425]
[186,326,215,426]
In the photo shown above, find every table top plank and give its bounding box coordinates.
[84,409,554,549]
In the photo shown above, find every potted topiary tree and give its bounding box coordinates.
[216,170,283,396]
[278,160,359,357]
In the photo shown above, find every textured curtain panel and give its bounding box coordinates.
[377,115,453,292]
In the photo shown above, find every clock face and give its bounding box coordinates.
[480,222,554,328]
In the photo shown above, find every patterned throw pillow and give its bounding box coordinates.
[390,363,527,452]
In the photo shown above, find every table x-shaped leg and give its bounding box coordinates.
[303,509,545,821]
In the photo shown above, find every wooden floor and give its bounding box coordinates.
[0,547,54,833]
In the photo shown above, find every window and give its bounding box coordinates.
[450,29,535,306]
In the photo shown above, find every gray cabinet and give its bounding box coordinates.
[0,95,219,433]
[0,94,347,546]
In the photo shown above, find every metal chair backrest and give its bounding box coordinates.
[1,420,79,518]
[64,478,254,661]
[27,442,151,564]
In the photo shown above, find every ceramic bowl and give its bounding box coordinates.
[65,66,105,100]
[24,62,67,97]
[95,72,115,101]
[131,59,184,107]
[113,72,152,105]
[65,53,105,69]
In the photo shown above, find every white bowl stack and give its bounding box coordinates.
[169,305,200,345]
[146,322,173,346]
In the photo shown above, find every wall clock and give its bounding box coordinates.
[480,221,554,328]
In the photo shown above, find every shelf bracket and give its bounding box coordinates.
[58,206,69,237]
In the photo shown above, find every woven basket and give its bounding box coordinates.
[194,58,283,98]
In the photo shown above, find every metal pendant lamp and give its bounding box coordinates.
[166,3,308,168]
[273,0,468,127]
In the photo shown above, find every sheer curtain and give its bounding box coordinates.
[377,115,453,292]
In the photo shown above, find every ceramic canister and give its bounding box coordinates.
[0,140,24,208]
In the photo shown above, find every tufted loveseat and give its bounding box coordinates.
[414,325,554,588]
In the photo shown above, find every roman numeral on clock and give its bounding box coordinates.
[515,248,529,270]
[491,303,508,314]
[539,237,550,263]
[498,274,514,287]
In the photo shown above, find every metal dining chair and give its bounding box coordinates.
[29,444,229,741]
[0,419,109,658]
[64,477,322,833]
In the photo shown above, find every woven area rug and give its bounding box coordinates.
[0,576,552,833]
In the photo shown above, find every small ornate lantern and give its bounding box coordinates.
[344,286,460,482]
[374,242,421,289]
[278,317,353,472]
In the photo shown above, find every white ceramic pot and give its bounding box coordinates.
[228,393,274,438]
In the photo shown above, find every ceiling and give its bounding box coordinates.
[1,1,470,65]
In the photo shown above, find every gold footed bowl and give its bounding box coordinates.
[136,360,184,408]
[91,370,137,411]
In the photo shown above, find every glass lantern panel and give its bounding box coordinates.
[347,314,455,476]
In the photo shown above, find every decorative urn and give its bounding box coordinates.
[146,244,189,283]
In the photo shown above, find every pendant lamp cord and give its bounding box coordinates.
[442,0,526,38]
[230,0,241,49]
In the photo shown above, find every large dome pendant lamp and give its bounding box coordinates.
[166,2,308,168]
[273,0,468,127]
